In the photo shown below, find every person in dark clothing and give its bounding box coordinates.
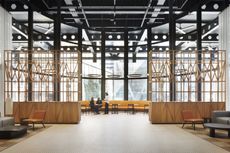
[96,97,103,110]
[90,97,99,114]
[96,97,102,105]
[104,92,109,114]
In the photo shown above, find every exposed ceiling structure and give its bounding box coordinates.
[1,0,230,52]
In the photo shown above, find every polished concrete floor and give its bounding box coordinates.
[1,113,229,153]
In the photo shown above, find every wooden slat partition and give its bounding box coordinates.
[13,102,81,124]
[149,102,225,123]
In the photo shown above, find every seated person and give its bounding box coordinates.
[90,97,100,114]
[96,97,102,108]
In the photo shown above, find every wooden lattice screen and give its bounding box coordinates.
[4,50,80,102]
[149,50,226,102]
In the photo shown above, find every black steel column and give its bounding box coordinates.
[53,1,61,101]
[197,3,202,101]
[28,6,33,101]
[101,30,106,99]
[169,0,176,101]
[124,29,129,100]
[147,27,152,101]
[78,28,82,101]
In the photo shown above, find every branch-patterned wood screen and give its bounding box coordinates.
[4,50,80,102]
[149,50,226,102]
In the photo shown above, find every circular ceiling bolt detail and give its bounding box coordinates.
[166,48,169,50]
[159,48,162,51]
[162,35,167,40]
[108,35,113,39]
[63,35,67,40]
[38,35,42,40]
[208,35,212,40]
[46,36,50,40]
[87,48,90,51]
[96,47,100,51]
[67,48,70,51]
[116,48,119,51]
[188,48,192,51]
[11,4,17,10]
[213,4,219,10]
[61,48,64,51]
[117,35,121,39]
[130,48,133,51]
[154,35,158,39]
[216,35,219,40]
[17,35,21,40]
[180,37,183,40]
[139,48,143,51]
[37,48,41,51]
[23,5,28,9]
[201,5,206,10]
[71,35,75,40]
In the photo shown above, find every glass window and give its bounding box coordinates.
[105,53,124,78]
[106,80,124,100]
[128,79,147,100]
[128,52,147,77]
[82,79,101,100]
[82,53,101,78]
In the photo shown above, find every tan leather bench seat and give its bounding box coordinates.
[80,100,150,112]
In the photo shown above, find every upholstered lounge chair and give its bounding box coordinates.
[23,110,46,130]
[181,110,204,130]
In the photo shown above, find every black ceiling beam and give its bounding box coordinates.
[21,46,212,53]
[7,0,228,32]
[13,33,218,42]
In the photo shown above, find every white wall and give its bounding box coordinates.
[0,6,12,116]
[219,6,230,110]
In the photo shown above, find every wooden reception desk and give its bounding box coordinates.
[149,102,225,123]
[13,102,81,124]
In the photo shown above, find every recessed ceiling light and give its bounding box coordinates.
[71,35,75,39]
[23,5,28,9]
[108,35,113,39]
[201,5,206,10]
[213,4,219,10]
[11,4,17,10]
[63,35,67,39]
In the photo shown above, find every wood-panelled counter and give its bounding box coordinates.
[13,102,81,124]
[149,102,225,123]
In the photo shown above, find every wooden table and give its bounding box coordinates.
[111,104,119,114]
[204,123,230,137]
[127,104,139,114]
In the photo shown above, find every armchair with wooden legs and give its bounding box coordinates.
[181,110,204,130]
[23,110,46,130]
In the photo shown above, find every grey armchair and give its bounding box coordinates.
[212,111,230,124]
